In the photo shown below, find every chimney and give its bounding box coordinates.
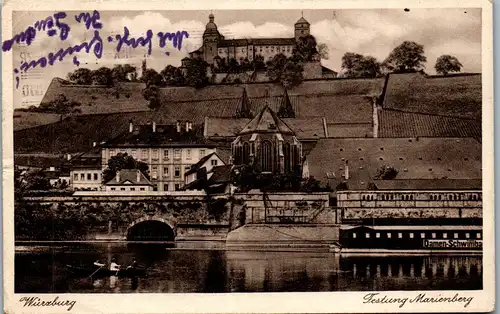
[92,142,97,147]
[116,170,120,182]
[152,121,156,133]
[129,120,133,133]
[137,170,141,182]
[345,160,349,180]
[176,121,181,133]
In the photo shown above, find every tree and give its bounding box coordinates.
[341,52,381,78]
[41,93,81,121]
[383,41,427,73]
[267,53,303,88]
[102,153,149,184]
[253,55,266,70]
[435,55,463,75]
[160,65,185,86]
[295,35,319,61]
[67,68,92,85]
[375,166,399,180]
[141,68,163,87]
[112,64,137,82]
[228,58,239,73]
[185,58,209,88]
[20,170,52,191]
[91,67,114,86]
[142,85,160,110]
[317,43,329,60]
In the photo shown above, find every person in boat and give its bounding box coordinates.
[127,258,138,270]
[110,259,121,273]
[93,260,105,268]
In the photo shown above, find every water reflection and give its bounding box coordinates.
[15,243,482,293]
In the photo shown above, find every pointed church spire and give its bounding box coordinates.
[234,88,253,118]
[278,88,296,118]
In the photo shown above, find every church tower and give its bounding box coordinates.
[294,15,310,40]
[203,13,221,64]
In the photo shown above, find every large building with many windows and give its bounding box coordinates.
[101,120,218,191]
[185,13,311,65]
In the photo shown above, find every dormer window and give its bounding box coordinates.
[268,123,276,129]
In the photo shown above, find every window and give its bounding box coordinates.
[186,149,191,160]
[174,149,181,159]
[152,149,159,159]
[163,167,169,176]
[111,188,115,191]
[432,233,436,239]
[80,174,85,180]
[175,184,180,191]
[121,188,125,191]
[109,149,115,156]
[211,159,218,166]
[421,233,425,238]
[94,173,98,180]
[141,149,148,159]
[164,184,169,191]
[375,233,380,238]
[409,233,414,239]
[200,149,206,158]
[152,171,157,180]
[398,233,403,239]
[140,188,145,191]
[132,149,137,158]
[443,233,447,239]
[174,166,180,177]
[74,174,78,181]
[352,233,356,239]
[387,233,392,238]
[130,188,135,191]
[477,233,481,239]
[163,150,169,159]
[365,233,370,239]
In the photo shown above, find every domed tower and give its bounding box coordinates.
[232,106,302,174]
[294,15,310,40]
[203,13,221,64]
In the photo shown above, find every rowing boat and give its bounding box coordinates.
[66,264,147,277]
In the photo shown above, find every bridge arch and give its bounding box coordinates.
[126,216,176,241]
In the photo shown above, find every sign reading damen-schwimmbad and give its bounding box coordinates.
[423,240,482,249]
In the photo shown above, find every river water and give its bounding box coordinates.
[15,243,482,293]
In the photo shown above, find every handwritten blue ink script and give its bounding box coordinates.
[2,10,190,88]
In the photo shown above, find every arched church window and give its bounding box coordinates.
[284,143,291,172]
[243,142,250,164]
[293,145,300,168]
[234,145,243,165]
[261,140,273,172]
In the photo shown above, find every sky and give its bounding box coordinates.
[10,8,482,108]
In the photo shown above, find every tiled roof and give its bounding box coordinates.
[306,137,481,188]
[382,72,481,119]
[105,169,152,186]
[219,38,296,47]
[327,124,373,138]
[185,152,225,175]
[14,111,60,131]
[379,109,481,138]
[295,17,310,24]
[103,124,215,148]
[372,179,482,190]
[208,165,232,183]
[205,117,326,139]
[239,106,294,135]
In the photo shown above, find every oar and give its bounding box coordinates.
[88,266,102,278]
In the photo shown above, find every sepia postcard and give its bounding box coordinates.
[2,0,494,312]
